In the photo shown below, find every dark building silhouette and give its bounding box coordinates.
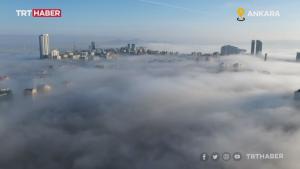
[131,44,136,51]
[256,40,262,55]
[220,45,246,56]
[127,44,131,51]
[251,40,263,55]
[91,41,96,50]
[251,40,255,55]
[264,53,268,61]
[127,44,136,55]
[296,52,300,62]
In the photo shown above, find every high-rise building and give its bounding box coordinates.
[251,40,255,55]
[220,45,246,56]
[251,40,263,55]
[256,40,262,55]
[39,34,49,59]
[296,53,300,62]
[127,44,131,53]
[91,41,96,50]
[126,44,136,55]
[131,44,136,51]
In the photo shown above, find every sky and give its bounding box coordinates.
[1,0,300,44]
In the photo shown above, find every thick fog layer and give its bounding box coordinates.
[0,54,300,169]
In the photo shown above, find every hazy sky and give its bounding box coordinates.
[1,0,300,43]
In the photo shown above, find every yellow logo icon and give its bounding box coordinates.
[237,7,246,21]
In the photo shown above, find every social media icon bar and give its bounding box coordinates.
[211,152,220,161]
[200,152,242,162]
[222,152,231,161]
[200,153,209,161]
[233,152,242,161]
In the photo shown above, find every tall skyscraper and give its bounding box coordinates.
[255,40,262,55]
[251,40,255,55]
[250,40,263,55]
[131,44,136,51]
[39,34,49,59]
[296,52,300,62]
[127,44,131,54]
[91,41,96,50]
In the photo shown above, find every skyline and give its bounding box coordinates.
[2,34,300,59]
[1,0,300,43]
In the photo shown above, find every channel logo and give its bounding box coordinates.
[16,9,62,17]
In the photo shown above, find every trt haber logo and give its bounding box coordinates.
[16,9,62,17]
[32,9,62,17]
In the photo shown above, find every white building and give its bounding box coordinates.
[51,49,61,60]
[37,84,52,93]
[39,34,49,59]
[70,54,80,60]
[106,52,117,60]
[80,52,89,60]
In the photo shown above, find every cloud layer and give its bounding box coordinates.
[0,54,300,169]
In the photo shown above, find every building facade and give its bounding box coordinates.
[39,34,50,59]
[220,45,245,56]
[251,40,263,55]
[251,40,255,55]
[256,40,263,55]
